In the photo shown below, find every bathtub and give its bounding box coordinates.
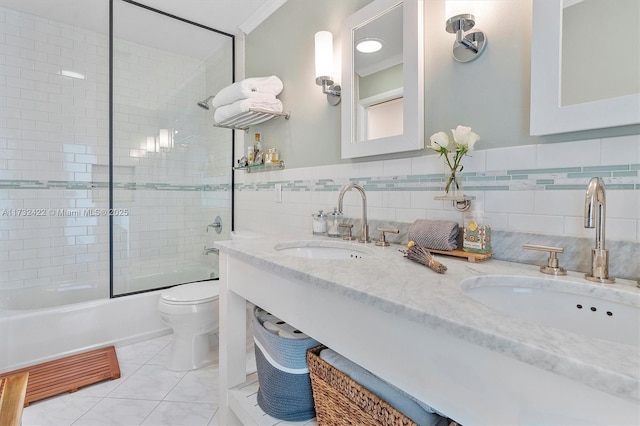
[0,289,170,372]
[0,264,218,372]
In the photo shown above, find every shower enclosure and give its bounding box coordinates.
[0,0,234,309]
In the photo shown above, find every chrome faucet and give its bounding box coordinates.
[584,177,615,283]
[337,183,370,243]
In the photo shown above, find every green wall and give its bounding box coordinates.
[245,0,639,169]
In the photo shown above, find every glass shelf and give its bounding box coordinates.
[234,160,285,173]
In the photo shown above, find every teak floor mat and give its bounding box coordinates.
[0,346,120,407]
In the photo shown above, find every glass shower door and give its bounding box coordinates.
[111,1,233,296]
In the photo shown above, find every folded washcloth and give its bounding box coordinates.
[320,349,449,426]
[213,98,283,124]
[212,76,284,107]
[407,219,459,251]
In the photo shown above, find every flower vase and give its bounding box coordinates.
[444,165,463,198]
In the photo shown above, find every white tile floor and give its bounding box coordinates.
[21,334,257,426]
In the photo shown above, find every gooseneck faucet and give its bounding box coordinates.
[337,183,370,243]
[584,177,615,283]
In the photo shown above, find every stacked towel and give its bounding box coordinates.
[212,75,284,124]
[407,219,459,251]
[214,97,283,123]
[212,76,283,107]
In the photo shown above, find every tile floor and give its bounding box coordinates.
[21,334,256,426]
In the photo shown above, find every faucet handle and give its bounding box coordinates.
[339,223,356,241]
[375,227,400,247]
[523,244,567,275]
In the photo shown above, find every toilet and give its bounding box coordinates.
[158,281,220,371]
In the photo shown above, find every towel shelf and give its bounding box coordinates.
[213,108,290,131]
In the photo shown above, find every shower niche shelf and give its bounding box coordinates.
[213,108,290,131]
[234,160,285,173]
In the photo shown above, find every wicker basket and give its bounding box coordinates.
[307,345,418,426]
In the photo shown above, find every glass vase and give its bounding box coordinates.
[444,165,463,198]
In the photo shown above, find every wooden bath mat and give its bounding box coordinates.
[0,346,120,406]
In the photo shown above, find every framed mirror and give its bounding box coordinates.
[341,0,424,159]
[530,0,640,135]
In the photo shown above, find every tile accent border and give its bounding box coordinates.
[235,163,639,192]
[1,180,231,192]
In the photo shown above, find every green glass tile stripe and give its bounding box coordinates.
[511,175,528,180]
[546,184,592,190]
[495,176,512,181]
[613,171,638,177]
[507,167,582,175]
[467,176,497,182]
[630,164,640,171]
[605,184,635,190]
[583,165,629,172]
[568,172,611,178]
[0,179,42,184]
[464,185,510,191]
[536,179,554,185]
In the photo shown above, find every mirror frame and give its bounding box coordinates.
[530,0,640,135]
[341,0,424,159]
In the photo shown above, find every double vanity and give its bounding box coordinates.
[215,237,639,425]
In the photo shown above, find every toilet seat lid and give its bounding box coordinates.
[160,281,220,304]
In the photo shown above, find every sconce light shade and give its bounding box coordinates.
[445,13,487,62]
[315,31,334,81]
[314,30,341,105]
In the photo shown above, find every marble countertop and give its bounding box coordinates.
[216,234,640,404]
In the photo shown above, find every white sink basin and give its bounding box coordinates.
[274,240,373,259]
[461,275,640,346]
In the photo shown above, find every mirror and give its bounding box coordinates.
[530,0,640,135]
[341,0,424,158]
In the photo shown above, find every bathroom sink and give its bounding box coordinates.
[461,275,640,346]
[274,240,373,259]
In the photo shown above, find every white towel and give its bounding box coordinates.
[214,98,283,124]
[212,76,284,108]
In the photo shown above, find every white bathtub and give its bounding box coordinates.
[0,289,171,372]
[0,265,218,372]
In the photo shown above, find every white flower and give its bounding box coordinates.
[451,126,480,151]
[429,131,450,151]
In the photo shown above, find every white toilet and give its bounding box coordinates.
[158,281,220,371]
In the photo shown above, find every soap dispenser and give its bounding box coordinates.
[463,209,492,253]
[327,207,342,237]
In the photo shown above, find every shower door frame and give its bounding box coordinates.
[108,0,236,298]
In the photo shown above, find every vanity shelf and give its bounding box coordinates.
[434,194,475,211]
[213,108,290,131]
[234,160,285,173]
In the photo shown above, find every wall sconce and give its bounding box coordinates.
[445,14,487,63]
[314,31,341,106]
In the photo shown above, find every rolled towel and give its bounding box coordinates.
[214,98,283,124]
[212,76,284,107]
[407,219,459,251]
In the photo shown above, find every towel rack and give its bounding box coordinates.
[212,108,290,131]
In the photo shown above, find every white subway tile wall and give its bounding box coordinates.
[0,7,232,295]
[235,136,640,243]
